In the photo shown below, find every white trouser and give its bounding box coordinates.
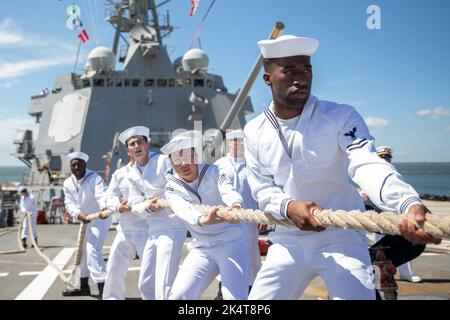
[138,224,186,300]
[169,237,250,300]
[103,229,148,300]
[21,211,38,240]
[246,223,262,285]
[249,229,375,300]
[79,217,112,283]
[398,262,415,277]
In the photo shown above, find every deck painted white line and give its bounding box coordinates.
[19,269,92,276]
[15,248,75,300]
[128,267,141,271]
[422,252,442,257]
[0,272,9,277]
[19,271,41,276]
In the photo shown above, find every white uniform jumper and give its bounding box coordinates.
[103,164,149,300]
[127,152,186,300]
[165,164,250,300]
[63,169,112,283]
[215,156,261,285]
[245,95,422,300]
[20,192,38,241]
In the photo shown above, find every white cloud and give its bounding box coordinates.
[416,107,450,119]
[365,116,389,131]
[0,18,84,81]
[0,18,24,46]
[0,82,14,88]
[0,56,75,80]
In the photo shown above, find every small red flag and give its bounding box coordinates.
[189,0,200,16]
[77,29,89,43]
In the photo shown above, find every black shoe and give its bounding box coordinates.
[62,277,91,297]
[97,282,104,299]
[31,239,38,248]
[62,286,91,296]
[22,239,27,249]
[214,282,223,300]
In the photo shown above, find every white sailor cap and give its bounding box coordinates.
[225,129,244,140]
[257,35,319,59]
[119,126,150,145]
[376,146,393,157]
[18,186,27,193]
[161,130,202,156]
[67,151,89,163]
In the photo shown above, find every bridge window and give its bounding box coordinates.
[115,79,123,87]
[132,79,141,87]
[184,78,192,87]
[194,79,204,87]
[144,79,154,87]
[124,79,131,87]
[168,79,175,87]
[176,78,183,87]
[157,79,167,87]
[106,79,114,87]
[94,79,105,87]
[206,79,213,88]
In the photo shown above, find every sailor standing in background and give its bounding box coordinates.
[214,129,262,294]
[163,131,250,300]
[102,127,151,300]
[18,186,39,248]
[126,126,186,300]
[244,35,441,300]
[62,152,111,298]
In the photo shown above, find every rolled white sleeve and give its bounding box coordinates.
[63,187,81,219]
[104,172,122,213]
[94,175,108,210]
[244,133,293,220]
[128,179,152,219]
[19,197,26,213]
[339,109,422,213]
[216,164,244,207]
[165,186,205,226]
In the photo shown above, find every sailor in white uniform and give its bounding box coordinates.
[214,129,262,290]
[62,152,112,298]
[18,186,39,248]
[163,131,250,300]
[245,35,441,300]
[102,127,152,300]
[126,127,186,300]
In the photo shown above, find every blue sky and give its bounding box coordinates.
[1,0,449,165]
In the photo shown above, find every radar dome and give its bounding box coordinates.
[85,47,116,73]
[182,49,209,73]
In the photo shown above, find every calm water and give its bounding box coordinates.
[1,163,449,196]
[394,163,450,197]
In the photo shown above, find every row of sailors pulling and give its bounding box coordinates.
[62,128,260,300]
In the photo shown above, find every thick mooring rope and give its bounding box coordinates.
[87,200,449,239]
[149,200,449,240]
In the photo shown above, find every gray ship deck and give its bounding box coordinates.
[1,200,449,300]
